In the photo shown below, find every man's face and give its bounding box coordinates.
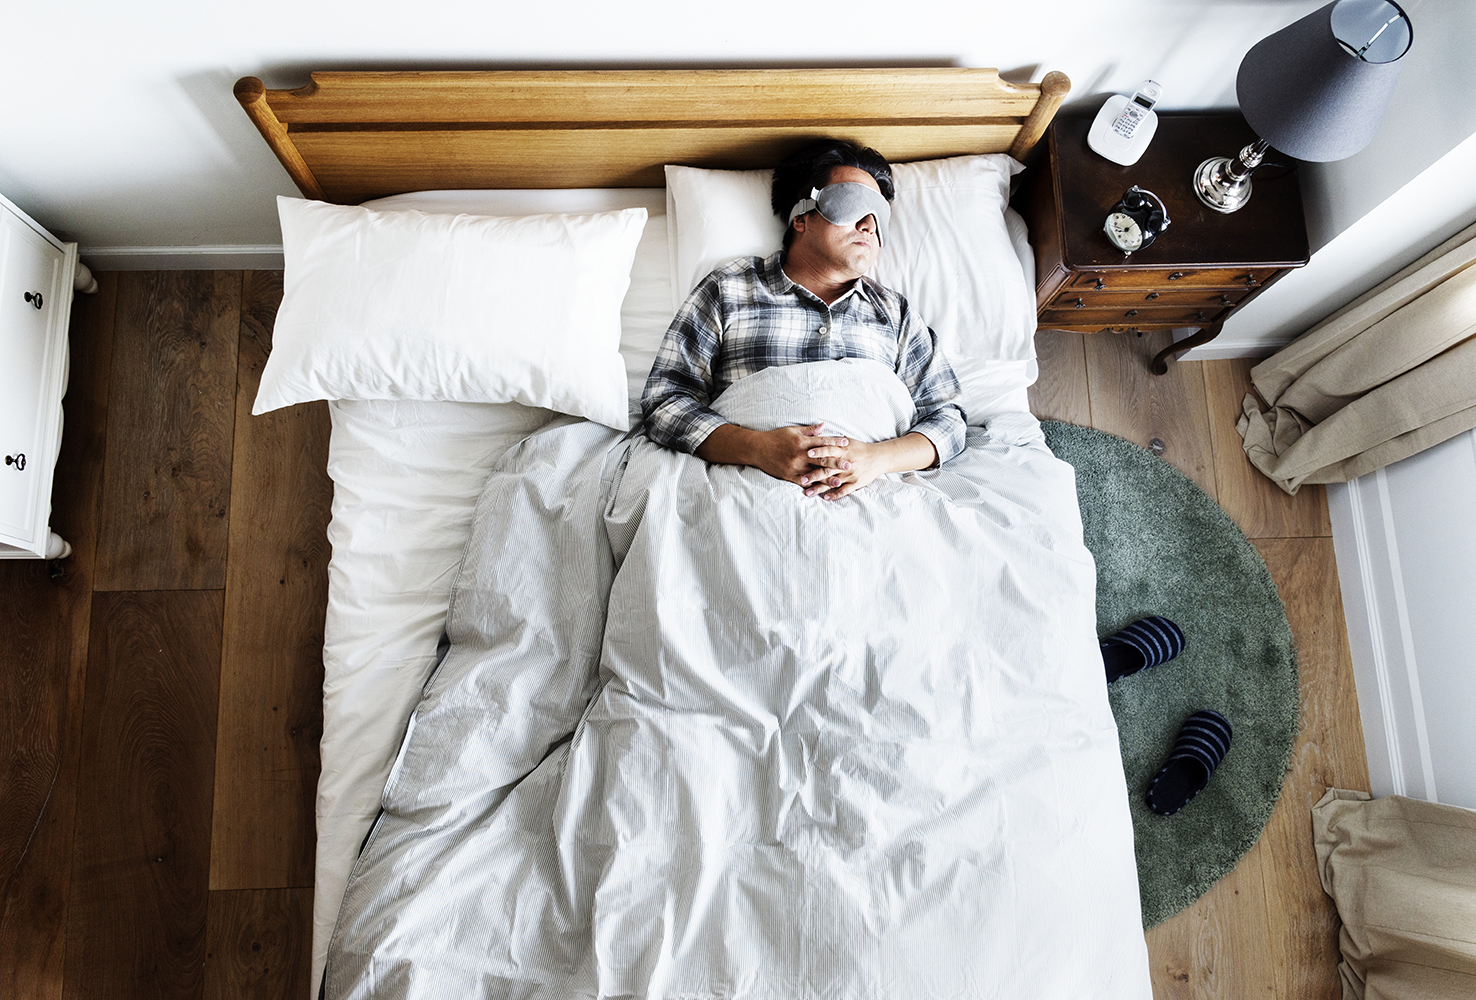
[791,165,884,279]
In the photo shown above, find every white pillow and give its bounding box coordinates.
[361,189,676,425]
[664,155,1036,362]
[256,197,648,430]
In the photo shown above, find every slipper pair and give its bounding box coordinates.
[1098,616,1233,816]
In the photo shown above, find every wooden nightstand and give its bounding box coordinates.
[1017,110,1309,374]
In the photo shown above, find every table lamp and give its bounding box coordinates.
[1194,0,1413,214]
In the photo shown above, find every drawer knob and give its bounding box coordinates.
[1125,309,1139,318]
[5,453,25,471]
[1197,310,1208,321]
[1094,278,1106,290]
[1244,275,1259,287]
[1146,292,1160,300]
[23,291,44,309]
[1073,297,1085,309]
[1168,271,1185,280]
[1220,295,1233,305]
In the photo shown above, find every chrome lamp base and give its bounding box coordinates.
[1193,139,1270,214]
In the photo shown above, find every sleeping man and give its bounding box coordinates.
[640,139,967,500]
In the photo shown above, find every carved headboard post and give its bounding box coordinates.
[1009,71,1072,161]
[234,77,327,201]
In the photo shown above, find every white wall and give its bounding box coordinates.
[1329,429,1476,811]
[1199,0,1476,358]
[1,0,1330,252]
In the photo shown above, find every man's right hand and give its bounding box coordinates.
[695,422,852,493]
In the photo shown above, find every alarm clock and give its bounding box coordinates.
[1104,186,1171,254]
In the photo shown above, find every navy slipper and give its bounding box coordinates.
[1100,615,1185,683]
[1146,709,1233,816]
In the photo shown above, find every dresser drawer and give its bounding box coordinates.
[0,214,63,543]
[1039,304,1231,328]
[1066,267,1278,291]
[1049,287,1250,311]
[0,193,76,559]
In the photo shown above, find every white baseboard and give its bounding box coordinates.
[1172,327,1291,361]
[1327,476,1438,801]
[1176,340,1287,361]
[80,245,284,270]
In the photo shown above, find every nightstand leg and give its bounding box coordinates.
[1151,323,1224,375]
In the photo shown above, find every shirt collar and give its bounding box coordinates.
[765,251,870,307]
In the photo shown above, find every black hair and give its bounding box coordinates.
[771,139,894,250]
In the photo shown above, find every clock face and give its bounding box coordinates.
[1105,211,1143,251]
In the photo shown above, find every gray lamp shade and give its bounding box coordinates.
[1236,0,1412,162]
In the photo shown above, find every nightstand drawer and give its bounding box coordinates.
[1049,287,1250,310]
[1040,305,1230,328]
[1066,267,1277,291]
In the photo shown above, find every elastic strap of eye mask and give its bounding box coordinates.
[787,188,822,225]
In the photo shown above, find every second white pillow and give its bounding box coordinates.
[257,197,648,430]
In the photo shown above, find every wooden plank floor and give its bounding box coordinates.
[1031,329,1368,1000]
[0,281,1368,999]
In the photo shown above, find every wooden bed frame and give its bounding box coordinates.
[234,68,1070,204]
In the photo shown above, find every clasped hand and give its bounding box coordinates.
[696,421,938,501]
[754,422,883,501]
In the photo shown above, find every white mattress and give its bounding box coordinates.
[310,187,1043,993]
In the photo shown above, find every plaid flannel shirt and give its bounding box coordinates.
[641,253,967,464]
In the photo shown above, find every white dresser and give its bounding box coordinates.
[0,193,93,560]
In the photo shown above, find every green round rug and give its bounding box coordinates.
[1042,420,1300,928]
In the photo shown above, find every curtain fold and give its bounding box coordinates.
[1239,220,1476,494]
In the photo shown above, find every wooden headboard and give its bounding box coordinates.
[235,69,1070,204]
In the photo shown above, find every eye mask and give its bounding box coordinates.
[787,182,891,247]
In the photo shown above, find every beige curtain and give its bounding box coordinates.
[1238,220,1476,494]
[1313,788,1476,1000]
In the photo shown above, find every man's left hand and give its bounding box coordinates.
[799,431,939,500]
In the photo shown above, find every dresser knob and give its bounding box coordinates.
[5,453,25,471]
[1168,271,1185,281]
[24,291,44,309]
[1220,295,1233,305]
[1196,310,1208,321]
[1145,292,1160,300]
[1094,278,1106,290]
[1073,298,1085,309]
[1125,309,1139,318]
[1244,275,1259,287]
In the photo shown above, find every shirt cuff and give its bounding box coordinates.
[645,396,731,455]
[678,410,732,455]
[910,406,967,466]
